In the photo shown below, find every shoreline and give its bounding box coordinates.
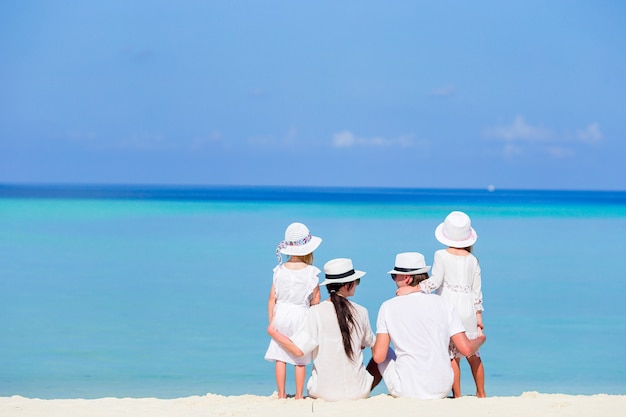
[2,392,626,417]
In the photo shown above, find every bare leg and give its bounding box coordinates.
[275,361,287,398]
[451,358,461,398]
[467,354,486,398]
[294,365,306,399]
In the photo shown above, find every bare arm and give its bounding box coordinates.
[372,333,391,364]
[310,285,321,305]
[267,323,304,357]
[396,285,421,296]
[450,328,486,357]
[268,284,276,324]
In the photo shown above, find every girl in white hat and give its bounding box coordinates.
[264,222,322,399]
[419,211,486,398]
[267,258,381,401]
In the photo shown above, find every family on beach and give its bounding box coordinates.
[265,211,487,401]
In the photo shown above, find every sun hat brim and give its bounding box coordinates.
[279,236,322,256]
[387,266,431,275]
[434,223,477,248]
[319,270,366,286]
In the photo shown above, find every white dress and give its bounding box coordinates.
[420,249,483,357]
[264,264,320,365]
[291,300,376,401]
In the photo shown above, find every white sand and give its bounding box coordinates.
[2,392,625,417]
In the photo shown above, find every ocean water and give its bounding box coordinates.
[1,185,625,399]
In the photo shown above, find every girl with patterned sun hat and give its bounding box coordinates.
[264,222,322,399]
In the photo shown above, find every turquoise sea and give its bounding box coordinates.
[1,185,625,399]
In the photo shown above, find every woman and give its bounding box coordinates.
[267,258,381,400]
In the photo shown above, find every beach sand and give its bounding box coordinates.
[2,392,625,417]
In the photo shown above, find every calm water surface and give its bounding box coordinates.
[1,185,625,398]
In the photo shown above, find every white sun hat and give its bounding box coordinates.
[434,211,478,248]
[319,258,366,286]
[387,252,431,275]
[275,222,322,263]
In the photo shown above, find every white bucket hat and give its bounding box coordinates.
[276,222,322,263]
[319,258,366,286]
[434,211,478,248]
[387,252,431,275]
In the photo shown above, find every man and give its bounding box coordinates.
[372,252,486,399]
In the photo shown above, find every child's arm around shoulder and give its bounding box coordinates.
[267,321,305,357]
[309,267,322,305]
[311,285,321,305]
[396,285,422,296]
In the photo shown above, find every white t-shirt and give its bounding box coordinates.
[376,292,465,399]
[291,300,375,401]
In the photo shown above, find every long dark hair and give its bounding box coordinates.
[326,281,358,360]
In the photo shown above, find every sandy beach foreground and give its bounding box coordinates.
[2,392,625,417]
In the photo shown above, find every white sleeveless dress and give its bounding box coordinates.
[264,264,320,365]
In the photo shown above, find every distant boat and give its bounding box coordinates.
[487,184,496,192]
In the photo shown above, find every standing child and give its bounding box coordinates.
[419,211,486,398]
[264,222,322,399]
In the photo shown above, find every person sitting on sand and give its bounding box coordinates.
[267,258,382,401]
[372,252,486,399]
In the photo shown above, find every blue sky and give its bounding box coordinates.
[1,1,625,190]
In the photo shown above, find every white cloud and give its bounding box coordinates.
[503,143,523,156]
[247,135,275,146]
[485,116,604,147]
[546,146,576,158]
[247,128,298,147]
[483,115,553,141]
[483,116,604,160]
[190,131,226,149]
[332,131,414,148]
[333,131,356,147]
[118,133,174,150]
[430,84,456,97]
[577,123,603,144]
[54,130,177,151]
